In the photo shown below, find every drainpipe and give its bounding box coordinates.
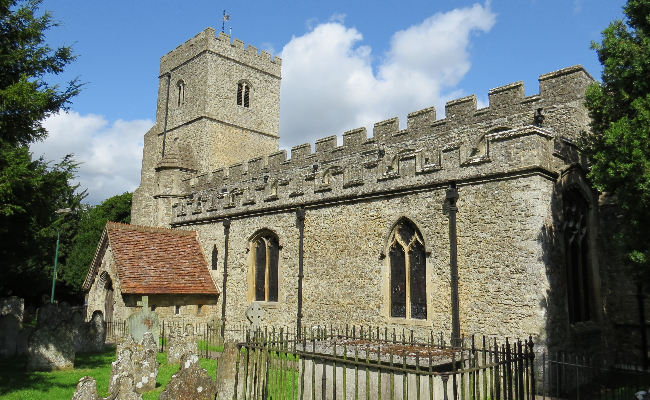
[446,182,461,347]
[220,218,231,339]
[161,73,171,157]
[296,207,305,339]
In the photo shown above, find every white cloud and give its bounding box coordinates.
[279,3,496,150]
[30,111,153,205]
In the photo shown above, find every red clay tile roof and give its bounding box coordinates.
[86,222,219,295]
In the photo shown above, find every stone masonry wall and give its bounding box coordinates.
[132,28,281,227]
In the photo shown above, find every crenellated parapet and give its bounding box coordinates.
[169,65,592,225]
[160,27,281,77]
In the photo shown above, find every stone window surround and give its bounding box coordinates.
[236,80,252,108]
[380,216,434,326]
[176,79,185,107]
[246,228,283,307]
[557,166,603,335]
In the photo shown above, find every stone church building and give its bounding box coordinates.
[84,27,643,354]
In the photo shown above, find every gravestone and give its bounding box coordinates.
[159,353,218,400]
[207,315,224,347]
[109,332,158,394]
[71,376,102,400]
[27,303,76,371]
[15,326,33,356]
[127,296,159,345]
[245,302,264,331]
[167,324,198,364]
[27,319,74,371]
[0,297,24,328]
[0,314,20,358]
[73,310,106,353]
[72,374,143,400]
[215,340,239,400]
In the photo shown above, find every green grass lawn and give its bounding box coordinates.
[0,347,219,400]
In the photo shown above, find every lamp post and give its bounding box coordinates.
[50,208,72,303]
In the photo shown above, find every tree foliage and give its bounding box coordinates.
[0,0,84,301]
[0,0,80,145]
[582,0,650,274]
[64,192,132,292]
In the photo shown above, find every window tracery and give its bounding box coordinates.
[237,82,251,108]
[253,233,279,302]
[564,187,592,324]
[388,220,427,319]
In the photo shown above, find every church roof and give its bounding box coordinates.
[82,222,219,295]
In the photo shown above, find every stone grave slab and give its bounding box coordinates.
[0,314,20,358]
[245,302,264,331]
[109,332,158,394]
[159,353,218,400]
[73,310,106,353]
[15,326,33,356]
[27,320,74,371]
[215,340,239,400]
[72,375,143,400]
[127,296,159,345]
[167,324,198,364]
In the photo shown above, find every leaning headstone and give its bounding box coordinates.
[0,297,24,328]
[27,319,74,371]
[159,353,218,400]
[15,326,33,356]
[0,314,20,358]
[215,340,239,400]
[167,324,198,364]
[127,296,159,345]
[245,302,264,331]
[109,332,158,394]
[73,310,106,353]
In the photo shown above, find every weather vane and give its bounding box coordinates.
[222,10,230,33]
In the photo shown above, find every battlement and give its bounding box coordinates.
[160,27,281,77]
[167,65,591,224]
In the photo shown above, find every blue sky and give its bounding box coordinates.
[30,0,626,204]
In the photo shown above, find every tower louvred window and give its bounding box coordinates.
[237,82,251,108]
[244,84,250,108]
[237,83,243,106]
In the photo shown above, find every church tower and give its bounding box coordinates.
[132,28,282,227]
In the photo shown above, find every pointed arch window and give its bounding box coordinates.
[388,220,427,319]
[177,80,185,106]
[253,233,279,302]
[564,188,592,324]
[211,245,218,271]
[237,82,251,108]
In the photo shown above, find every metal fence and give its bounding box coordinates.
[233,326,536,400]
[539,351,650,400]
[105,320,650,399]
